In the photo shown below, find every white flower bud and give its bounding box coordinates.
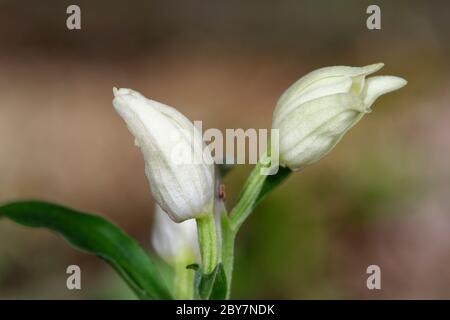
[113,88,214,222]
[272,63,407,171]
[151,205,199,264]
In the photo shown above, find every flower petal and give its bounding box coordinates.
[113,88,214,222]
[277,63,384,108]
[363,76,408,109]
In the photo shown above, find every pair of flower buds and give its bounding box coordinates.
[113,63,406,263]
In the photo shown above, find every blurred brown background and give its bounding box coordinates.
[0,0,449,299]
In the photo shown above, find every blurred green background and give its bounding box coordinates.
[1,0,449,299]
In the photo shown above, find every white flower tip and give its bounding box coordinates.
[373,62,384,69]
[373,75,407,91]
[112,87,144,99]
[393,77,408,89]
[364,75,407,107]
[113,87,129,97]
[361,62,384,75]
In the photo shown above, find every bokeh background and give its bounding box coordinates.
[1,0,449,299]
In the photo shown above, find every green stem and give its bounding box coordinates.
[229,161,268,231]
[196,212,220,275]
[221,214,235,299]
[229,154,291,231]
[224,156,290,298]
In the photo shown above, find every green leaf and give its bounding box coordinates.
[208,263,227,300]
[0,200,172,300]
[188,263,227,300]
